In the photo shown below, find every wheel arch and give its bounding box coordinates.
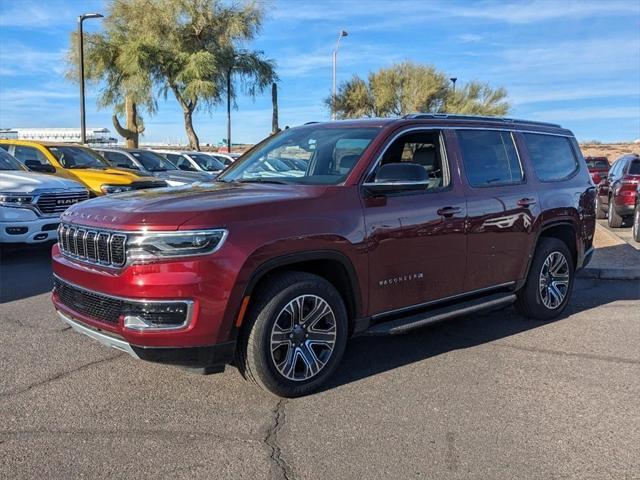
[240,250,363,333]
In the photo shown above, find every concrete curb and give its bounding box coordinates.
[577,267,640,280]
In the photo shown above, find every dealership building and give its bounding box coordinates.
[0,127,116,144]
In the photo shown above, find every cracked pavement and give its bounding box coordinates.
[1,244,639,479]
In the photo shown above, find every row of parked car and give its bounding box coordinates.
[0,139,239,244]
[585,153,640,241]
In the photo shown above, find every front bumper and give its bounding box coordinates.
[57,309,235,368]
[0,218,60,243]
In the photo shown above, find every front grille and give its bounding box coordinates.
[36,191,89,215]
[58,223,127,267]
[54,277,123,324]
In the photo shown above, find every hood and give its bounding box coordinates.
[0,171,85,193]
[65,167,156,184]
[151,170,213,185]
[60,181,324,230]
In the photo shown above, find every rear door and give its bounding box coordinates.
[363,128,467,315]
[453,129,539,292]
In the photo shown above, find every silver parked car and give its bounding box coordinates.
[152,150,225,177]
[96,148,211,186]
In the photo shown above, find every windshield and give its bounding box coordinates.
[0,150,27,171]
[586,158,609,169]
[218,126,380,184]
[131,151,177,172]
[47,146,108,169]
[188,153,224,172]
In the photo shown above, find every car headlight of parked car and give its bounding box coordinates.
[127,229,228,263]
[0,193,33,207]
[101,184,134,194]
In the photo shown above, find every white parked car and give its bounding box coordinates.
[152,150,225,177]
[0,150,88,244]
[205,152,236,167]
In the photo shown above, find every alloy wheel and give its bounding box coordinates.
[270,295,337,381]
[538,251,570,309]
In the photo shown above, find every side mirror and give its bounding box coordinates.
[363,163,429,195]
[25,160,55,173]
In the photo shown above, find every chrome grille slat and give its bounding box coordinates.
[58,223,127,268]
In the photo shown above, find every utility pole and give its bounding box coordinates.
[271,83,279,134]
[78,13,103,144]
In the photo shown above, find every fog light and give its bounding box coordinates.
[33,233,48,240]
[5,227,28,235]
[123,301,191,330]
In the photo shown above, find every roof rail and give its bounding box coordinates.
[304,121,320,125]
[402,113,562,128]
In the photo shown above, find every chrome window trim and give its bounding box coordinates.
[360,125,574,185]
[53,274,195,331]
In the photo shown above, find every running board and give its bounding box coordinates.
[365,292,517,336]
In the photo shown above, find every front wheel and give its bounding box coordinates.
[633,206,640,242]
[516,238,574,321]
[236,271,348,397]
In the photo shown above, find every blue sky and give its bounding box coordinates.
[0,0,639,144]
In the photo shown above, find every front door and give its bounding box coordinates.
[363,129,467,316]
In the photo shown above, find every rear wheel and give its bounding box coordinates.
[595,196,606,219]
[236,271,348,397]
[516,237,574,321]
[608,199,624,228]
[633,206,640,242]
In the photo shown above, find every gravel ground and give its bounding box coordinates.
[1,244,639,479]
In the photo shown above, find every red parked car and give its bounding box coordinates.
[51,115,596,397]
[595,153,640,227]
[584,156,609,185]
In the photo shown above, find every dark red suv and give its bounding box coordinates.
[585,156,609,185]
[595,153,640,227]
[51,115,596,397]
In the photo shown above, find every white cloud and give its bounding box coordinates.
[0,0,78,29]
[458,34,483,43]
[0,43,66,77]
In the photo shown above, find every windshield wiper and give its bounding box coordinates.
[237,178,289,184]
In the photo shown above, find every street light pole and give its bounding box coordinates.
[226,67,232,154]
[450,77,457,92]
[331,30,348,121]
[78,13,103,145]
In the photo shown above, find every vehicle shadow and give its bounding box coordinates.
[322,278,639,392]
[0,242,55,303]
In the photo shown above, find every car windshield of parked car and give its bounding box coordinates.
[587,159,609,169]
[218,126,381,185]
[188,153,225,172]
[0,150,27,171]
[131,151,178,172]
[47,146,108,169]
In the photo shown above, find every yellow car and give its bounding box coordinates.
[0,140,166,196]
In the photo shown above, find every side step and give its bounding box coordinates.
[365,292,516,336]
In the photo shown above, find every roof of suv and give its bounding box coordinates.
[303,114,573,136]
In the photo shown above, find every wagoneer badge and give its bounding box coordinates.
[379,272,424,287]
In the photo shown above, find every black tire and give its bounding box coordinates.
[236,271,348,397]
[595,195,606,219]
[633,206,640,242]
[515,237,574,321]
[608,198,624,228]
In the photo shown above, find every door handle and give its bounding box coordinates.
[437,206,462,217]
[517,197,537,207]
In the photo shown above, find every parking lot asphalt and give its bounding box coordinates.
[1,244,639,479]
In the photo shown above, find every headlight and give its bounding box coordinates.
[127,229,228,263]
[0,193,33,207]
[101,184,133,194]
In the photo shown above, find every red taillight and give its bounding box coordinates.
[592,173,602,184]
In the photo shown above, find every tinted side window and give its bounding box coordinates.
[458,130,522,187]
[629,159,640,175]
[523,133,578,182]
[13,146,49,165]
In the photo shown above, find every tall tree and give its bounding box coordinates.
[113,0,276,150]
[66,24,155,147]
[328,62,509,118]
